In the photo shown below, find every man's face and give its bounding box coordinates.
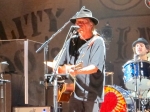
[75,18,93,39]
[135,42,148,56]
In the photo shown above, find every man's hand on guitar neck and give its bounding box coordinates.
[57,64,75,74]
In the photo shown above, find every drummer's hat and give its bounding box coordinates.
[132,37,149,47]
[132,37,150,54]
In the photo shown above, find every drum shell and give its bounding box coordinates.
[123,60,150,91]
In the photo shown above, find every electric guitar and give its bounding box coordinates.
[57,62,83,102]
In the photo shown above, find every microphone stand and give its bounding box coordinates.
[44,44,49,106]
[133,54,138,112]
[35,6,86,112]
[50,25,79,112]
[134,55,144,112]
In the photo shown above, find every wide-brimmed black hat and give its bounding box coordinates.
[70,9,99,25]
[132,37,149,47]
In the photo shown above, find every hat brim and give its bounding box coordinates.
[132,40,149,47]
[70,17,99,25]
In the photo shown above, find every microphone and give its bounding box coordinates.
[70,25,80,38]
[68,25,80,39]
[71,25,80,29]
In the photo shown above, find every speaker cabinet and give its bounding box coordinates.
[13,106,51,112]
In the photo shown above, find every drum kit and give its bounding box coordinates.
[101,60,150,112]
[123,60,150,111]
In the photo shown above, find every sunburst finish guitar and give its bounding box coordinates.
[57,62,83,102]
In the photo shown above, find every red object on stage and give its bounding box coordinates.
[100,85,130,112]
[101,93,118,111]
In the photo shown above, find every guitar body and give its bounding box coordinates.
[57,62,83,102]
[58,83,75,102]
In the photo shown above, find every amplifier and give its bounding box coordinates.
[13,106,51,112]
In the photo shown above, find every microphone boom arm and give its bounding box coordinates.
[36,6,85,53]
[36,21,70,53]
